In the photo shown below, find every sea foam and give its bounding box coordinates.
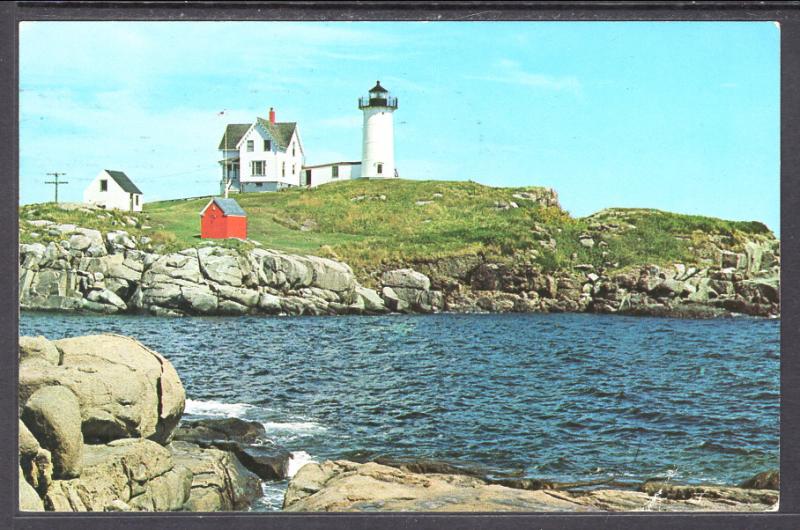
[262,420,326,432]
[286,451,316,478]
[184,398,254,418]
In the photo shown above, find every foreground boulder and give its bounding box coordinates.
[45,438,192,512]
[18,333,265,512]
[173,418,291,480]
[19,334,185,444]
[283,460,778,512]
[170,441,262,511]
[284,460,598,512]
[739,470,779,490]
[19,335,61,366]
[19,465,44,511]
[19,419,53,495]
[21,386,83,479]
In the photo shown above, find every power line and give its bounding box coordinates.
[44,172,68,203]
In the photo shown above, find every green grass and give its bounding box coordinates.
[145,179,568,270]
[20,179,777,279]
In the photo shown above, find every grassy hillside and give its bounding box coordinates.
[21,179,774,277]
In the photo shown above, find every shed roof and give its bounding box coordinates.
[103,170,142,194]
[201,197,247,217]
[218,124,251,150]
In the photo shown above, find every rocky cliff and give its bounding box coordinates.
[18,223,397,316]
[19,213,779,318]
[18,334,262,512]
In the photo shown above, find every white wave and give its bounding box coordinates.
[184,399,254,418]
[262,420,326,432]
[253,481,287,512]
[286,451,317,478]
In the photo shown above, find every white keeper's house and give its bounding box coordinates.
[83,169,143,212]
[218,108,304,194]
[218,81,399,194]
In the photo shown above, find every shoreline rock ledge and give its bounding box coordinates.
[18,334,262,512]
[19,222,779,319]
[283,460,779,512]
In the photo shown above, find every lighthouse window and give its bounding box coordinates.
[377,163,383,175]
[332,165,339,178]
[264,139,271,151]
[246,140,254,152]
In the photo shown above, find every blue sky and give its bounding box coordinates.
[19,21,780,232]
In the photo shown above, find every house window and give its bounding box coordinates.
[264,139,271,151]
[292,164,296,175]
[135,195,139,206]
[332,165,339,178]
[251,161,265,176]
[292,144,296,157]
[100,179,108,192]
[282,162,286,177]
[256,183,263,188]
[377,163,383,175]
[247,140,254,152]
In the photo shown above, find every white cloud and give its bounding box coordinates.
[465,58,581,94]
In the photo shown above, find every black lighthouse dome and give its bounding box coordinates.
[359,80,398,109]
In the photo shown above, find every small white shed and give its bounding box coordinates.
[83,170,143,212]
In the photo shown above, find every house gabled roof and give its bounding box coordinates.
[218,124,252,150]
[200,197,247,217]
[103,170,142,195]
[254,118,298,150]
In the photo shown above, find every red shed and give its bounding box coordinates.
[200,197,248,239]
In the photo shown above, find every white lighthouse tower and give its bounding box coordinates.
[359,81,398,179]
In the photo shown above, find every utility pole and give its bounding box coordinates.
[45,172,68,203]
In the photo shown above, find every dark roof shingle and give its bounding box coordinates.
[255,119,297,150]
[104,170,142,194]
[218,124,251,150]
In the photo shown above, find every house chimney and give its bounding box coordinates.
[269,107,276,124]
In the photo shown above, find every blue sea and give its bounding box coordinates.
[19,312,779,511]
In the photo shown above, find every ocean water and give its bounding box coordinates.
[19,312,779,511]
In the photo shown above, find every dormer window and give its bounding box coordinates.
[100,179,108,191]
[264,139,271,151]
[247,140,254,152]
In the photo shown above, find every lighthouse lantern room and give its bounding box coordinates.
[359,80,398,179]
